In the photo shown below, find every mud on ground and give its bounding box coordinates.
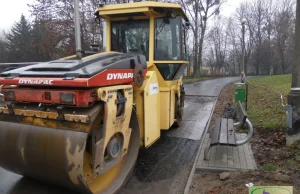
[189,82,300,194]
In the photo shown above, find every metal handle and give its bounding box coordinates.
[234,121,240,126]
[235,118,253,145]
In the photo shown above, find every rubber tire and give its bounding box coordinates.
[173,93,184,128]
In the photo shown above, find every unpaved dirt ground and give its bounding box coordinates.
[189,82,300,194]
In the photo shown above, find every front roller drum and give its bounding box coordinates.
[0,121,90,193]
[0,109,140,194]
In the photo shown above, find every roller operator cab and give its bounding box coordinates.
[98,1,189,133]
[0,2,189,194]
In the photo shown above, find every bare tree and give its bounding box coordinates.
[201,0,297,77]
[245,0,268,75]
[28,0,104,57]
[0,0,295,77]
[273,0,296,74]
[205,18,229,74]
[180,0,226,77]
[265,0,276,75]
[0,30,8,63]
[180,0,200,77]
[235,0,274,75]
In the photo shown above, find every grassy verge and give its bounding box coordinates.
[246,74,291,130]
[244,74,300,173]
[182,76,214,84]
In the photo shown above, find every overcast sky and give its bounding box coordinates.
[0,0,33,31]
[0,0,247,31]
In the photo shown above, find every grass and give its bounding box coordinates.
[182,76,214,84]
[262,163,279,171]
[289,141,300,150]
[245,74,292,130]
[235,75,300,174]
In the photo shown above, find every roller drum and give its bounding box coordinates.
[0,121,91,194]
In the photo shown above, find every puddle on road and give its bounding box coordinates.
[185,96,216,104]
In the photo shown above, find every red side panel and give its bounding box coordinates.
[0,78,88,87]
[0,69,148,87]
[88,69,134,86]
[2,88,97,107]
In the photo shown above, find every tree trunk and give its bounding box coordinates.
[193,4,199,78]
[280,48,286,74]
[198,21,207,77]
[256,46,260,75]
[197,39,203,76]
[268,24,272,75]
[193,34,199,77]
[292,0,300,88]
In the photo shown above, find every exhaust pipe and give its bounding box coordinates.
[74,0,82,59]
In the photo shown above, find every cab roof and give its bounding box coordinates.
[96,1,189,22]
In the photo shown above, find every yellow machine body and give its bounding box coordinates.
[0,2,189,194]
[98,1,189,147]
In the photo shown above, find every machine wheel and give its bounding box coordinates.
[173,85,185,128]
[173,99,183,127]
[85,108,140,194]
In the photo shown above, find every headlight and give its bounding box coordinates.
[60,92,74,104]
[5,90,15,101]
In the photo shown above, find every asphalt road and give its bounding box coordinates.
[184,77,242,96]
[0,76,240,194]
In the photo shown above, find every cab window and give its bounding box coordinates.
[156,64,181,80]
[154,16,182,61]
[111,20,150,60]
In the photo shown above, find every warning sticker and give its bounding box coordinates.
[149,83,159,95]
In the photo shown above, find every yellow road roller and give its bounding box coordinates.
[0,1,190,193]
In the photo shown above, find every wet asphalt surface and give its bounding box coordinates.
[0,76,240,194]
